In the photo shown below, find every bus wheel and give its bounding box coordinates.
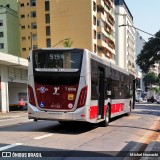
[126,102,131,116]
[100,106,110,127]
[58,121,70,125]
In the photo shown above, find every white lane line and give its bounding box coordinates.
[33,134,53,140]
[0,143,23,151]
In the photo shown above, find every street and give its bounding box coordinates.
[0,103,160,159]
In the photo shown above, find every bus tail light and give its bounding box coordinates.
[77,86,88,108]
[28,85,36,106]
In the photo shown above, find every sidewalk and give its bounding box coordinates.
[140,133,160,160]
[0,111,27,120]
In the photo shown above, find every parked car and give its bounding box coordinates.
[136,96,143,102]
[157,97,160,104]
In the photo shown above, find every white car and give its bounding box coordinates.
[157,97,160,103]
[136,97,143,102]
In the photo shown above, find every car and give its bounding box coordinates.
[136,96,143,102]
[157,97,160,104]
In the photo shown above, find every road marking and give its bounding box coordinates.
[0,143,23,151]
[33,134,53,140]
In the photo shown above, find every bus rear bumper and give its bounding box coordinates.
[28,103,88,122]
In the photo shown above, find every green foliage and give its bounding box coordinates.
[143,72,158,88]
[63,39,73,48]
[151,87,160,93]
[136,30,160,73]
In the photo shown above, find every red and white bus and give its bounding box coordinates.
[28,48,135,126]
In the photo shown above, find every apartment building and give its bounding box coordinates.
[19,0,115,62]
[135,31,145,91]
[0,0,20,56]
[115,0,136,74]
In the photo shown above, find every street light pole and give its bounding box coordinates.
[52,38,70,47]
[119,24,160,40]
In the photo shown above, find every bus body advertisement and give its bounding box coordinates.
[28,48,135,126]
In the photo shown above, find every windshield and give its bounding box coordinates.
[33,49,83,72]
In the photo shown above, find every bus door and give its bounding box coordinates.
[98,67,105,119]
[132,79,136,109]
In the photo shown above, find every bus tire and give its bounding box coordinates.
[126,102,131,116]
[100,106,110,127]
[58,121,70,125]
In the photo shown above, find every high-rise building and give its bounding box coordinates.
[115,0,136,74]
[135,31,145,91]
[0,0,20,56]
[18,0,115,61]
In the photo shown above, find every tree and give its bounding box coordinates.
[143,72,158,90]
[63,39,73,48]
[136,30,160,73]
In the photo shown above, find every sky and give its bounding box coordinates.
[124,0,160,41]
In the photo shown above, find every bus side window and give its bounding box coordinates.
[105,78,113,99]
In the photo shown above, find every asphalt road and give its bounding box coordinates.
[0,103,160,160]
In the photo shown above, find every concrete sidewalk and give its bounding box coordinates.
[141,134,160,160]
[0,111,27,120]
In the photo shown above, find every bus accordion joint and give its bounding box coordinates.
[77,85,88,108]
[28,85,36,106]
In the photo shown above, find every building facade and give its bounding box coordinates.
[115,0,136,74]
[0,0,20,56]
[135,31,145,92]
[18,0,115,62]
[0,52,28,113]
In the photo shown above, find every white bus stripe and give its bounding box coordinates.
[0,143,23,151]
[33,134,52,140]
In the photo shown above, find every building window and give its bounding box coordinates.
[94,44,97,53]
[30,11,36,18]
[94,30,96,39]
[46,38,51,47]
[45,1,50,11]
[6,4,10,8]
[30,0,36,7]
[45,14,50,23]
[32,34,37,40]
[0,43,4,49]
[20,3,24,7]
[46,26,50,36]
[22,37,26,40]
[97,19,104,27]
[93,16,96,25]
[31,22,37,29]
[93,1,96,11]
[33,45,37,49]
[22,48,26,51]
[0,20,3,26]
[21,25,25,29]
[21,14,25,18]
[27,3,29,6]
[0,32,4,37]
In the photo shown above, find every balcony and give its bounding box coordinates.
[97,39,107,48]
[97,12,105,21]
[97,0,104,8]
[97,26,106,35]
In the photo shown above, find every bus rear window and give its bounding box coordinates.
[33,50,83,72]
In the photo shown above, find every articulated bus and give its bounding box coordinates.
[28,48,135,126]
